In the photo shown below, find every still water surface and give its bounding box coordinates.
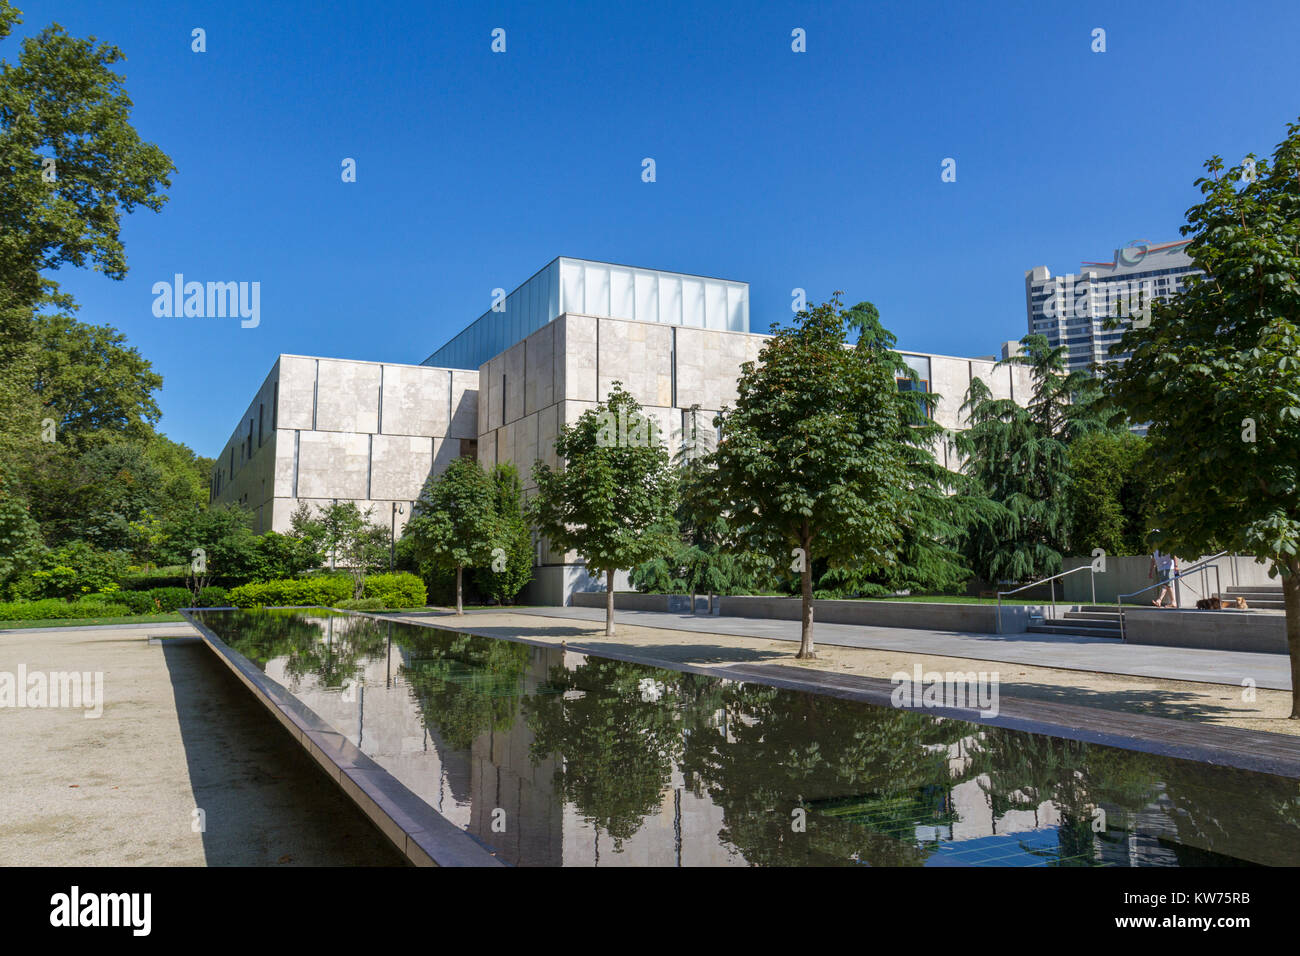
[192,608,1300,867]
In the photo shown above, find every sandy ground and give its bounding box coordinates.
[402,609,1300,736]
[0,625,405,866]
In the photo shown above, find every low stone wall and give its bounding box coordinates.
[1122,608,1287,654]
[575,591,1045,633]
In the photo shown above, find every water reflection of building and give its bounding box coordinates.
[255,618,1280,867]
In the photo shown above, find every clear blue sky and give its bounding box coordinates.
[13,0,1300,456]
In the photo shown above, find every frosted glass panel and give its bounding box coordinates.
[682,278,705,327]
[727,285,745,331]
[583,264,610,316]
[635,270,658,323]
[705,280,727,330]
[560,261,584,314]
[659,276,682,325]
[610,268,634,320]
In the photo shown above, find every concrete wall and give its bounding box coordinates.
[478,313,764,599]
[574,592,1047,633]
[212,354,479,536]
[1061,554,1278,604]
[1122,607,1287,654]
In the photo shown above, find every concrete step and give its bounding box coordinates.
[1061,611,1123,622]
[1026,623,1122,638]
[1051,618,1124,632]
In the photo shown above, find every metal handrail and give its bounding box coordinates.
[1115,550,1229,640]
[996,565,1098,634]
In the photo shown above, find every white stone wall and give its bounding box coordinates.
[475,315,1033,604]
[212,355,478,537]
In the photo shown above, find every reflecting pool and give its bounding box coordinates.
[190,608,1300,867]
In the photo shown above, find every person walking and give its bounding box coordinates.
[1149,548,1179,608]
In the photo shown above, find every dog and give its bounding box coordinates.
[1195,596,1249,610]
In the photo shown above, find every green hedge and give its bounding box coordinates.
[0,598,132,621]
[228,575,353,608]
[362,573,426,608]
[226,573,426,609]
[195,586,231,607]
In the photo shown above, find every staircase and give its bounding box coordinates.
[1217,585,1285,611]
[1026,605,1123,639]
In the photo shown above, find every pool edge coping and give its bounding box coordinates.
[180,608,507,868]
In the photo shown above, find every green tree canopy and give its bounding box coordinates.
[958,333,1112,584]
[1104,117,1300,715]
[406,456,501,614]
[0,1,173,335]
[529,383,678,636]
[710,296,912,657]
[472,462,535,606]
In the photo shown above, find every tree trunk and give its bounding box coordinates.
[1286,559,1300,718]
[455,564,464,615]
[606,568,616,637]
[797,531,816,659]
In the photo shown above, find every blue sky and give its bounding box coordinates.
[12,0,1300,456]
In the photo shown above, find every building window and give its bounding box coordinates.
[897,377,932,419]
[258,403,264,448]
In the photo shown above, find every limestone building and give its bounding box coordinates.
[211,257,1029,604]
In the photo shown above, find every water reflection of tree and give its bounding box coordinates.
[524,659,691,850]
[679,683,977,866]
[211,609,388,690]
[1149,758,1300,866]
[400,631,532,750]
[970,729,1164,865]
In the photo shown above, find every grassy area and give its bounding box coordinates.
[0,612,187,630]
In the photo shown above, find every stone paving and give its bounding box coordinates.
[0,622,405,866]
[514,604,1293,690]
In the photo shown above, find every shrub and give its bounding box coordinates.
[362,572,427,609]
[118,591,156,614]
[146,587,194,612]
[194,586,231,607]
[0,598,131,621]
[227,575,352,608]
[25,543,128,599]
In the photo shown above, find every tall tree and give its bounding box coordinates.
[0,1,173,335]
[710,296,912,658]
[406,456,500,615]
[29,310,163,449]
[958,333,1108,584]
[473,462,535,605]
[1104,118,1300,716]
[1065,430,1159,557]
[530,383,678,636]
[828,301,978,596]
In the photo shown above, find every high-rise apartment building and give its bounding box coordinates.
[1025,239,1201,375]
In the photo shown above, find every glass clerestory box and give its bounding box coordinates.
[422,257,750,371]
